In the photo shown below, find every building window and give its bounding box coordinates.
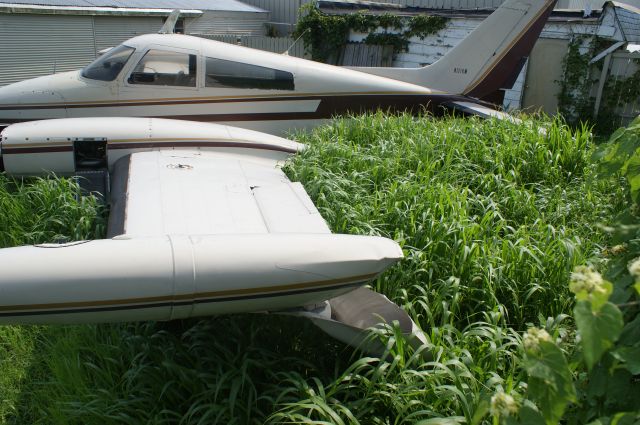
[82,45,135,82]
[205,57,294,90]
[128,50,197,87]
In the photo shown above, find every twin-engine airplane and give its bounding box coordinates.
[0,0,557,136]
[0,0,556,352]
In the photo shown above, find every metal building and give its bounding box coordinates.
[0,0,269,86]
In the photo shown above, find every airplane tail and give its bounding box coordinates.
[352,0,557,98]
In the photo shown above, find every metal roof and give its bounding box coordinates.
[0,0,267,12]
[319,0,640,11]
[612,1,640,42]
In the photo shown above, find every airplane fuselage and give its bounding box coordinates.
[0,34,456,136]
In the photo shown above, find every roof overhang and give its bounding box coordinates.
[316,0,601,20]
[0,3,203,16]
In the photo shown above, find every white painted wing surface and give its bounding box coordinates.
[109,149,330,237]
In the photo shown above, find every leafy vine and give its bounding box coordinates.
[294,3,448,63]
[557,36,595,125]
[558,36,640,134]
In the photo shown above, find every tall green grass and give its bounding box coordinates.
[0,174,104,247]
[0,115,624,423]
[287,113,621,329]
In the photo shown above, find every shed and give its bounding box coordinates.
[0,0,269,86]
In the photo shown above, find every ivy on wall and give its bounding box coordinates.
[558,36,640,134]
[597,63,640,134]
[294,4,448,63]
[557,36,595,124]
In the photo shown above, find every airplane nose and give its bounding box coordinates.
[0,69,85,124]
[0,81,68,123]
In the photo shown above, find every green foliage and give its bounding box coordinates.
[557,37,595,126]
[524,338,576,424]
[557,37,640,135]
[287,113,619,328]
[595,62,640,135]
[294,3,447,62]
[574,300,624,370]
[505,117,640,425]
[598,117,640,201]
[0,174,105,247]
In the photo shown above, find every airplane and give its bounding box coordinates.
[0,116,425,354]
[0,0,557,137]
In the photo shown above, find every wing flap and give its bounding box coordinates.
[252,182,331,234]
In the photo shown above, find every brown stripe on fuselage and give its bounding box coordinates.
[0,93,467,123]
[1,145,72,154]
[1,139,298,155]
[0,91,443,110]
[0,272,377,314]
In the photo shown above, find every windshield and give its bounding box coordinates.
[81,45,135,81]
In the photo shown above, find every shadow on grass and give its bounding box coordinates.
[7,315,352,424]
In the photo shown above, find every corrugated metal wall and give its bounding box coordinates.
[185,11,268,35]
[0,14,96,86]
[0,11,273,86]
[240,0,312,27]
[199,34,309,58]
[94,16,163,51]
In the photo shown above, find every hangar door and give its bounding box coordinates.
[522,38,570,114]
[0,14,96,87]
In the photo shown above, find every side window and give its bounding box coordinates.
[205,57,294,91]
[128,50,197,87]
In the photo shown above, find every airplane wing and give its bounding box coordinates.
[107,149,426,353]
[0,117,425,354]
[107,150,331,238]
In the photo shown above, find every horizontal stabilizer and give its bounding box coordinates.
[444,100,520,122]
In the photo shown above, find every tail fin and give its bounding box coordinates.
[352,0,556,98]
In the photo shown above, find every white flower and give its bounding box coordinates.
[523,327,551,354]
[490,390,518,418]
[569,266,605,296]
[610,244,626,255]
[628,257,640,279]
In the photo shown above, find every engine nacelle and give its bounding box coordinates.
[0,117,302,176]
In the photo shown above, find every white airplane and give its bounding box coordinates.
[0,0,556,136]
[0,117,424,353]
[0,0,556,352]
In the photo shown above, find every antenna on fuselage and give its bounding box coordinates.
[159,9,181,34]
[282,28,309,56]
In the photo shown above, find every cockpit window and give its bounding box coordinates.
[205,57,294,90]
[128,50,197,87]
[81,45,135,82]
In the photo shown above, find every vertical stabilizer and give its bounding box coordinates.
[351,0,556,98]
